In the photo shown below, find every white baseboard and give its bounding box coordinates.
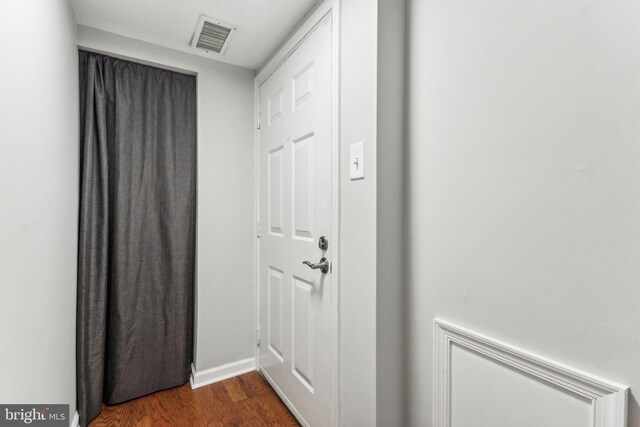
[70,410,79,427]
[190,357,256,389]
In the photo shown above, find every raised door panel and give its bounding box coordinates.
[268,146,284,236]
[292,275,314,392]
[292,62,314,111]
[292,133,314,241]
[268,267,284,362]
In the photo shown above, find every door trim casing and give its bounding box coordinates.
[254,2,340,426]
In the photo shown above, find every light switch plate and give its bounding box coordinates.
[350,142,364,180]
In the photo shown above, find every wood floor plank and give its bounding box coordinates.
[194,383,234,425]
[89,372,299,427]
[258,394,300,426]
[177,382,205,427]
[223,376,248,403]
[237,371,273,398]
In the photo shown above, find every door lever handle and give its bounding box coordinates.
[302,257,329,274]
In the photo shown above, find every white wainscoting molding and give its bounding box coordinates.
[190,357,256,389]
[70,410,79,427]
[434,319,628,427]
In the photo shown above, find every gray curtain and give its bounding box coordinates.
[76,51,196,426]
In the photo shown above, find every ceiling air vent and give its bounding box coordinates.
[191,15,237,55]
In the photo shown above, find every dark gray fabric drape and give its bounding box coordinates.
[76,51,196,426]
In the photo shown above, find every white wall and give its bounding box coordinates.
[339,0,378,425]
[0,0,79,419]
[76,26,257,373]
[405,0,640,425]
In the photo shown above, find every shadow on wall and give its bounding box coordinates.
[628,393,639,427]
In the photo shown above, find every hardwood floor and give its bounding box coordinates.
[89,371,300,427]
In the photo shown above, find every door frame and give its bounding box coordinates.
[254,1,340,426]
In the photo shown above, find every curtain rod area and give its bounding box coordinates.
[78,47,198,77]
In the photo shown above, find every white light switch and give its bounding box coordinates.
[350,142,365,180]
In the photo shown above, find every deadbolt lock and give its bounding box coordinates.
[319,236,328,251]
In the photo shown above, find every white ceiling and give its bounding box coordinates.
[70,0,319,70]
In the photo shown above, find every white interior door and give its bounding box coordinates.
[258,13,333,427]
